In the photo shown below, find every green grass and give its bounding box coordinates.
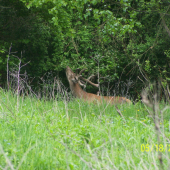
[0,90,170,169]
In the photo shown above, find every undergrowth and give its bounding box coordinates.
[0,90,170,169]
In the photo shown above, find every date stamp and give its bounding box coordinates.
[141,144,170,152]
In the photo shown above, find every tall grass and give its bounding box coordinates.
[0,89,170,169]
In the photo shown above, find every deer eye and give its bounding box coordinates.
[71,78,77,83]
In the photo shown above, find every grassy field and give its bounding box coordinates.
[0,90,170,170]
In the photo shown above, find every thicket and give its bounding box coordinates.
[0,0,170,99]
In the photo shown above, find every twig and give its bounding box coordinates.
[141,89,164,170]
[7,43,12,90]
[0,144,15,170]
[0,98,16,118]
[115,105,126,122]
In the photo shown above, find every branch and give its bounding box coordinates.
[161,13,170,37]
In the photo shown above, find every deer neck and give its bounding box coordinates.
[70,82,87,98]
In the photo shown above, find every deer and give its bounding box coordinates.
[66,66,131,104]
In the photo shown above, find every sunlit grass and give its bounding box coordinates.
[0,90,170,169]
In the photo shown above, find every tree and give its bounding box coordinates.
[1,0,170,99]
[0,0,52,86]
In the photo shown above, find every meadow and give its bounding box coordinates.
[0,89,170,170]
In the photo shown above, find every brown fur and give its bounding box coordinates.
[66,66,131,104]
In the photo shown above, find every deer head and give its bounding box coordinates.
[66,66,98,88]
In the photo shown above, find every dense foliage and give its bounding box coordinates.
[1,0,170,99]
